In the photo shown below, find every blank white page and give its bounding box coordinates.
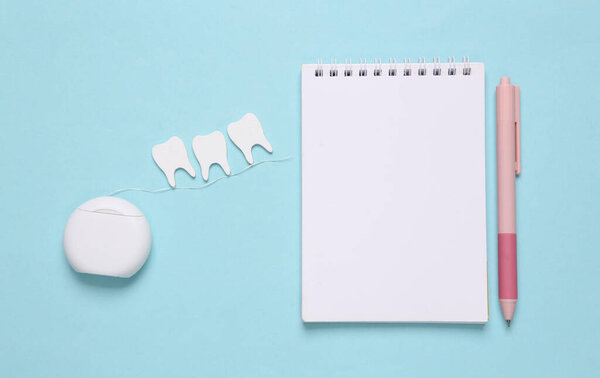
[301,62,487,323]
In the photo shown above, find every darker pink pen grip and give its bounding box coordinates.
[498,233,517,299]
[496,77,520,326]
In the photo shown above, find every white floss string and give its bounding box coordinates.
[107,156,292,196]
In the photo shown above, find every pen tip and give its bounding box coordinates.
[506,320,511,327]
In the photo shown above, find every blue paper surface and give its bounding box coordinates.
[0,1,598,377]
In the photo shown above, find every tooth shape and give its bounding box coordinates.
[151,136,196,188]
[192,131,231,181]
[227,113,273,164]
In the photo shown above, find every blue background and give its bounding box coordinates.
[1,1,598,377]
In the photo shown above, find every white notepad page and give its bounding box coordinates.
[301,61,487,323]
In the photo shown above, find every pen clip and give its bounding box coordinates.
[514,86,521,175]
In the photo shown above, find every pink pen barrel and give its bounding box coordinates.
[496,77,519,323]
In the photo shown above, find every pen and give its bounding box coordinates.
[496,77,520,327]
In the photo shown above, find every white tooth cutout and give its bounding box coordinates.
[227,113,273,164]
[192,131,231,181]
[151,136,196,188]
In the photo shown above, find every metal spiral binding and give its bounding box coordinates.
[373,59,382,76]
[448,57,457,76]
[359,58,368,77]
[315,58,323,77]
[389,58,397,76]
[330,59,338,77]
[344,59,353,77]
[315,56,472,77]
[403,58,411,76]
[418,57,426,76]
[462,56,471,75]
[433,57,441,76]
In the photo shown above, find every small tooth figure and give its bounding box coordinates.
[151,136,196,188]
[192,131,231,181]
[227,113,273,164]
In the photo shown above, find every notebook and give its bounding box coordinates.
[301,59,488,323]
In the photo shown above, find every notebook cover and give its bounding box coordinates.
[301,62,488,323]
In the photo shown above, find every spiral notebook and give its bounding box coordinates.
[301,58,488,323]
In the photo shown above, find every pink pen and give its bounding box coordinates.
[496,77,520,327]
